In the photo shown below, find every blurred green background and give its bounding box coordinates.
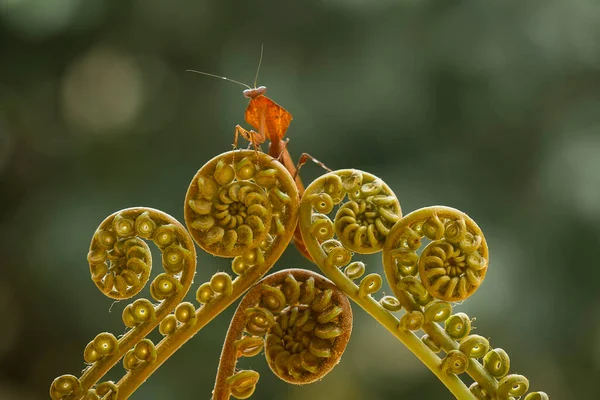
[1,0,599,398]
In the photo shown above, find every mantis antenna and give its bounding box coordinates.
[253,44,264,89]
[185,70,252,90]
[186,44,266,91]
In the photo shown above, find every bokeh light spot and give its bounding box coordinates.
[61,47,143,135]
[542,129,600,218]
[0,0,80,39]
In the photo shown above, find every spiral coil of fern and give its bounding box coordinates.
[381,206,547,399]
[50,208,197,400]
[212,268,352,400]
[50,150,300,400]
[298,170,548,399]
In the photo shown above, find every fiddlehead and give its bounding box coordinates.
[299,170,548,399]
[50,208,197,400]
[383,207,488,303]
[382,206,547,399]
[212,268,352,400]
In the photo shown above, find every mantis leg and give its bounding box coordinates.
[233,125,265,151]
[294,152,332,181]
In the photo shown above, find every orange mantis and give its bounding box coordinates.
[188,49,328,262]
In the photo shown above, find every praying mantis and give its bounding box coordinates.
[188,48,329,262]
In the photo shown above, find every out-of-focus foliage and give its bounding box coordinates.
[1,0,599,398]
